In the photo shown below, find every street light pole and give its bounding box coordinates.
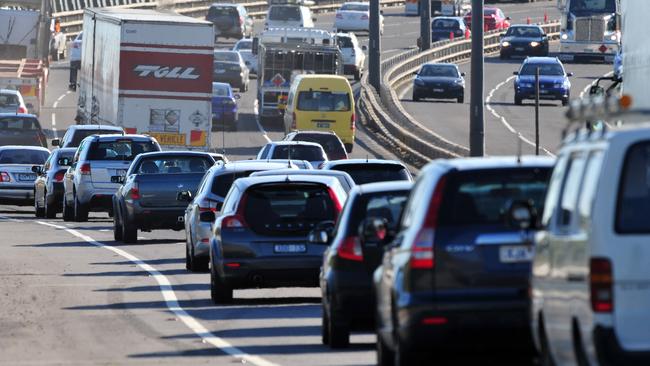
[535,67,540,155]
[420,0,431,51]
[469,0,484,156]
[369,0,381,91]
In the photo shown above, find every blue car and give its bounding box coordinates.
[430,16,467,42]
[513,57,572,106]
[211,82,239,131]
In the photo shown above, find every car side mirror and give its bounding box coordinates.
[507,200,538,230]
[380,10,384,15]
[177,190,193,202]
[362,45,367,51]
[567,72,574,77]
[505,16,511,20]
[513,71,519,75]
[110,175,125,184]
[461,72,466,76]
[307,220,335,245]
[51,138,60,147]
[413,71,418,76]
[199,211,216,222]
[31,165,42,174]
[57,157,70,166]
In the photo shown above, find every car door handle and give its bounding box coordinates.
[567,273,586,282]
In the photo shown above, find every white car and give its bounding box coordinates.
[256,141,328,169]
[527,124,650,365]
[334,2,383,34]
[232,38,257,74]
[336,32,366,81]
[265,0,315,29]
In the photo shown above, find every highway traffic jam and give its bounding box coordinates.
[1,0,648,365]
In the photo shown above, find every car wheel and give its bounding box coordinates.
[321,304,330,345]
[44,191,57,219]
[344,143,353,154]
[185,243,192,271]
[327,299,350,348]
[515,95,523,105]
[188,240,209,272]
[572,320,589,366]
[377,334,395,366]
[73,193,88,222]
[62,194,73,222]
[394,337,416,366]
[121,210,138,243]
[113,202,123,241]
[562,97,569,107]
[210,264,233,304]
[34,191,45,218]
[457,94,464,104]
[412,92,420,102]
[538,314,557,366]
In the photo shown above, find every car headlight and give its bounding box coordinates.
[561,33,568,40]
[414,78,425,86]
[454,79,464,85]
[520,82,534,88]
[554,83,563,88]
[501,41,510,47]
[530,41,540,47]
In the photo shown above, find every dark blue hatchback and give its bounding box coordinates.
[513,57,572,106]
[211,82,239,131]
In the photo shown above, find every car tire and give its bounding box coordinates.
[344,143,353,154]
[113,202,123,241]
[62,194,73,222]
[73,194,88,222]
[185,243,192,271]
[327,302,350,349]
[562,97,569,107]
[44,191,57,219]
[538,314,557,366]
[34,192,45,218]
[321,304,330,345]
[377,334,395,366]
[188,241,209,272]
[457,95,464,104]
[394,337,416,366]
[121,212,138,244]
[572,320,589,366]
[515,95,523,105]
[412,92,420,102]
[210,264,233,304]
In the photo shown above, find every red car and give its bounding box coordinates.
[464,7,510,31]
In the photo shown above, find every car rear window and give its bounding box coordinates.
[340,3,368,11]
[0,94,20,108]
[332,164,410,185]
[292,134,347,160]
[243,183,337,236]
[69,129,119,147]
[269,6,301,21]
[432,19,460,29]
[616,142,650,233]
[214,51,240,63]
[439,168,551,226]
[135,155,212,174]
[0,116,40,130]
[346,191,410,236]
[337,36,353,48]
[0,149,48,164]
[87,139,159,161]
[297,91,351,112]
[211,171,256,197]
[271,145,325,161]
[208,6,239,19]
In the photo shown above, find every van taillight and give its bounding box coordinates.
[54,170,66,182]
[130,181,140,200]
[350,113,356,131]
[590,257,613,313]
[80,163,91,175]
[338,236,363,262]
[291,112,297,130]
[409,176,447,270]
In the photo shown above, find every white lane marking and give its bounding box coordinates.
[51,91,71,140]
[35,220,280,366]
[579,71,614,99]
[51,112,57,139]
[0,215,24,223]
[486,75,555,157]
[253,99,272,143]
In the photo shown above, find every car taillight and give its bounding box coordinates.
[54,170,66,182]
[361,14,369,20]
[336,13,343,19]
[130,181,140,200]
[291,112,297,130]
[80,163,91,175]
[327,188,342,213]
[239,16,244,25]
[222,214,247,228]
[338,236,363,262]
[199,199,219,212]
[409,176,447,270]
[17,106,27,113]
[350,113,356,131]
[0,172,10,182]
[590,257,613,313]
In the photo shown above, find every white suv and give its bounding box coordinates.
[526,125,650,365]
[336,32,366,81]
[265,0,315,29]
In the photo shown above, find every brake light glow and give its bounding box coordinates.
[17,106,27,114]
[409,176,447,270]
[222,214,247,228]
[54,170,66,182]
[130,181,140,200]
[350,113,356,131]
[80,163,91,175]
[590,258,613,313]
[421,317,448,325]
[226,262,241,268]
[199,199,219,212]
[0,172,10,182]
[338,236,363,262]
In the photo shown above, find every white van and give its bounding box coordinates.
[265,0,315,29]
[524,123,650,365]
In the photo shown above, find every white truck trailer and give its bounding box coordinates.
[76,8,214,151]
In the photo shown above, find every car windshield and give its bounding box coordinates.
[212,84,230,96]
[506,26,542,37]
[345,191,410,236]
[340,3,368,11]
[135,155,212,174]
[271,145,325,161]
[0,94,20,108]
[207,6,238,18]
[332,164,410,184]
[569,0,617,14]
[0,149,48,164]
[214,52,240,62]
[292,134,347,160]
[235,41,252,51]
[69,129,120,147]
[432,19,460,29]
[211,171,256,197]
[269,6,301,21]
[297,91,351,112]
[87,140,158,161]
[439,168,551,226]
[0,116,40,130]
[520,63,564,76]
[243,184,337,236]
[337,36,353,48]
[419,65,459,77]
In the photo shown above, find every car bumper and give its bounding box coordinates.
[334,20,370,31]
[125,202,186,230]
[559,41,618,62]
[46,183,65,207]
[212,112,237,126]
[76,186,119,207]
[594,326,650,365]
[516,88,568,100]
[215,252,322,288]
[343,64,359,74]
[213,74,244,86]
[0,185,33,202]
[501,45,547,56]
[213,26,245,38]
[413,85,464,98]
[192,221,213,257]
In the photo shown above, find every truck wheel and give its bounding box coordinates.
[34,193,45,218]
[121,213,138,243]
[210,264,233,304]
[113,202,123,241]
[74,194,88,222]
[44,191,57,219]
[62,195,73,222]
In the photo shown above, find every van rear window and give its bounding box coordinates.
[616,142,650,233]
[297,91,350,112]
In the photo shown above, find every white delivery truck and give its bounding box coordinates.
[620,0,649,109]
[76,8,214,151]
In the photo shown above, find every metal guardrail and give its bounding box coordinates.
[56,0,405,38]
[359,21,562,166]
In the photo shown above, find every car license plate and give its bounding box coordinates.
[274,244,307,253]
[540,90,549,94]
[499,245,534,263]
[18,173,35,181]
[316,122,330,129]
[433,88,444,92]
[515,47,524,51]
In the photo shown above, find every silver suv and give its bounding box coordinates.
[62,134,160,222]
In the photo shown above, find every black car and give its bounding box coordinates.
[206,3,253,40]
[431,16,467,42]
[33,148,76,218]
[283,131,348,160]
[213,51,250,92]
[318,181,412,348]
[500,25,549,59]
[412,63,465,103]
[0,113,47,148]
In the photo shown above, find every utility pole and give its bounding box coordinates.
[535,67,540,155]
[369,0,381,91]
[469,0,484,156]
[420,0,431,51]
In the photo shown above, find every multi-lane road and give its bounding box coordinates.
[1,2,616,365]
